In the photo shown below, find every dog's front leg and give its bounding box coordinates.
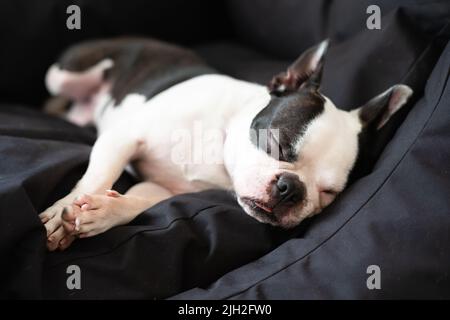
[39,131,141,250]
[60,181,173,239]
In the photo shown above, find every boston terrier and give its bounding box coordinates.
[39,38,413,251]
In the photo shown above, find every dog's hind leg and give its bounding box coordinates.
[40,130,142,250]
[44,40,123,125]
[45,58,113,125]
[46,59,113,101]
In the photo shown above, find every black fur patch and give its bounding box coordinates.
[57,38,215,105]
[250,89,325,162]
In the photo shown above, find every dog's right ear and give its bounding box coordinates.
[355,84,413,130]
[269,40,329,94]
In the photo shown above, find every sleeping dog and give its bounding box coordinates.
[40,38,412,251]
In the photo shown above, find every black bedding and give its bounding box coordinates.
[1,0,449,299]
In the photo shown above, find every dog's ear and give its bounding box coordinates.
[356,84,413,130]
[269,39,329,94]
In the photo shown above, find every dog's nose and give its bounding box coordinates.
[274,173,305,206]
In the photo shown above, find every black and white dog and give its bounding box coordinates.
[40,38,412,251]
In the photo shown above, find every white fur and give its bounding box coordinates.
[95,75,271,194]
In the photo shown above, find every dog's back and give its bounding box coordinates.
[45,38,217,124]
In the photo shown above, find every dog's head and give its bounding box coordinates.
[226,40,413,228]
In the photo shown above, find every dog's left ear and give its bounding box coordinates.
[269,39,329,94]
[356,84,413,130]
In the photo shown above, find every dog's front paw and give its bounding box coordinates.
[62,192,128,239]
[39,202,75,251]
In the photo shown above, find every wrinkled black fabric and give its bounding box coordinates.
[0,0,449,299]
[43,191,298,299]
